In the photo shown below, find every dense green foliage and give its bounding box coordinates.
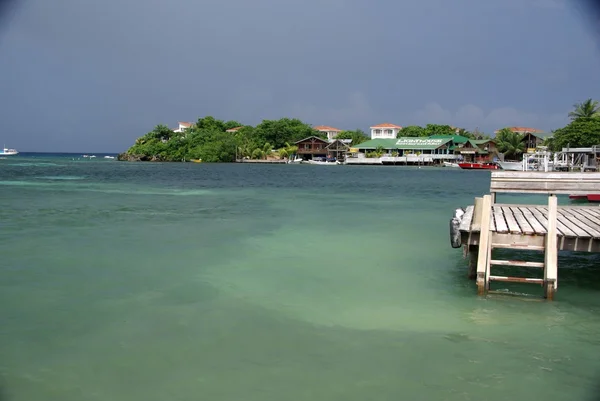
[122,99,600,162]
[335,129,370,145]
[124,117,329,162]
[550,118,600,151]
[394,124,489,139]
[545,98,600,151]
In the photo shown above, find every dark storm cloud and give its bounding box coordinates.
[0,0,599,151]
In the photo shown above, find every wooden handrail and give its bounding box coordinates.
[490,171,600,195]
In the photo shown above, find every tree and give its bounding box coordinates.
[423,124,455,136]
[336,129,369,144]
[398,125,426,137]
[551,118,600,150]
[253,118,319,149]
[568,98,600,120]
[495,130,525,160]
[195,116,226,131]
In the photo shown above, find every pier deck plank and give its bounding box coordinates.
[508,206,535,235]
[460,204,600,252]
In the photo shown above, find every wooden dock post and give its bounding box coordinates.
[475,194,492,295]
[544,194,558,300]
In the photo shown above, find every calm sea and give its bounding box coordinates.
[1,153,599,401]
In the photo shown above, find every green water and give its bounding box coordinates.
[1,155,600,401]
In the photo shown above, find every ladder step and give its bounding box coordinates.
[489,275,544,284]
[490,259,545,268]
[491,243,545,251]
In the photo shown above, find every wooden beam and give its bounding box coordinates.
[490,171,600,195]
[544,194,558,300]
[476,194,492,295]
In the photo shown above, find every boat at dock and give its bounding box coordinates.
[0,146,18,156]
[568,194,600,202]
[496,160,522,171]
[443,161,460,168]
[458,162,499,170]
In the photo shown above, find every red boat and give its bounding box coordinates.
[568,194,600,202]
[458,162,499,170]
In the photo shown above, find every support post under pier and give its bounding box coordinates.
[476,194,492,296]
[544,194,558,300]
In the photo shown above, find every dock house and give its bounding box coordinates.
[346,135,468,165]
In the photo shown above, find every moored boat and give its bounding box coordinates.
[497,160,522,171]
[443,161,460,168]
[587,195,600,202]
[568,194,600,202]
[458,162,499,170]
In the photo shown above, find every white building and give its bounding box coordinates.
[314,125,342,141]
[173,122,194,133]
[370,123,402,139]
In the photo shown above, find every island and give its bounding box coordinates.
[119,101,600,163]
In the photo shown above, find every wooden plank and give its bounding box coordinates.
[518,207,546,234]
[459,205,474,232]
[490,171,600,195]
[510,206,537,234]
[539,207,586,237]
[492,206,508,233]
[501,206,522,234]
[491,171,600,180]
[471,197,483,231]
[537,206,579,238]
[490,259,545,268]
[561,208,600,239]
[581,207,600,220]
[489,276,544,284]
[491,182,600,195]
[570,208,600,230]
[528,206,563,236]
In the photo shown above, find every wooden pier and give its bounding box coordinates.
[452,171,600,300]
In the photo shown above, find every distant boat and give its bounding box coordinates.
[497,160,522,171]
[104,156,115,159]
[190,159,202,163]
[458,162,499,170]
[0,146,18,156]
[443,161,460,168]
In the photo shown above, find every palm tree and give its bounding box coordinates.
[262,143,273,159]
[496,131,525,160]
[568,98,600,120]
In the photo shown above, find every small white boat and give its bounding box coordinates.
[497,160,523,171]
[305,159,340,165]
[0,146,18,156]
[104,156,115,159]
[287,156,303,164]
[443,161,460,168]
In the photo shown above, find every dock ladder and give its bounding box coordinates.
[475,192,557,299]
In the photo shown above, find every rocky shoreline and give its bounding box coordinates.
[117,153,166,162]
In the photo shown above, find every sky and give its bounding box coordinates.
[0,0,599,152]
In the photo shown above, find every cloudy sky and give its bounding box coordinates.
[0,0,599,152]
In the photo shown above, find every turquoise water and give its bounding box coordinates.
[1,154,600,401]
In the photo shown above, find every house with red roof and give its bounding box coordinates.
[313,125,342,141]
[370,123,403,139]
[173,122,195,133]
